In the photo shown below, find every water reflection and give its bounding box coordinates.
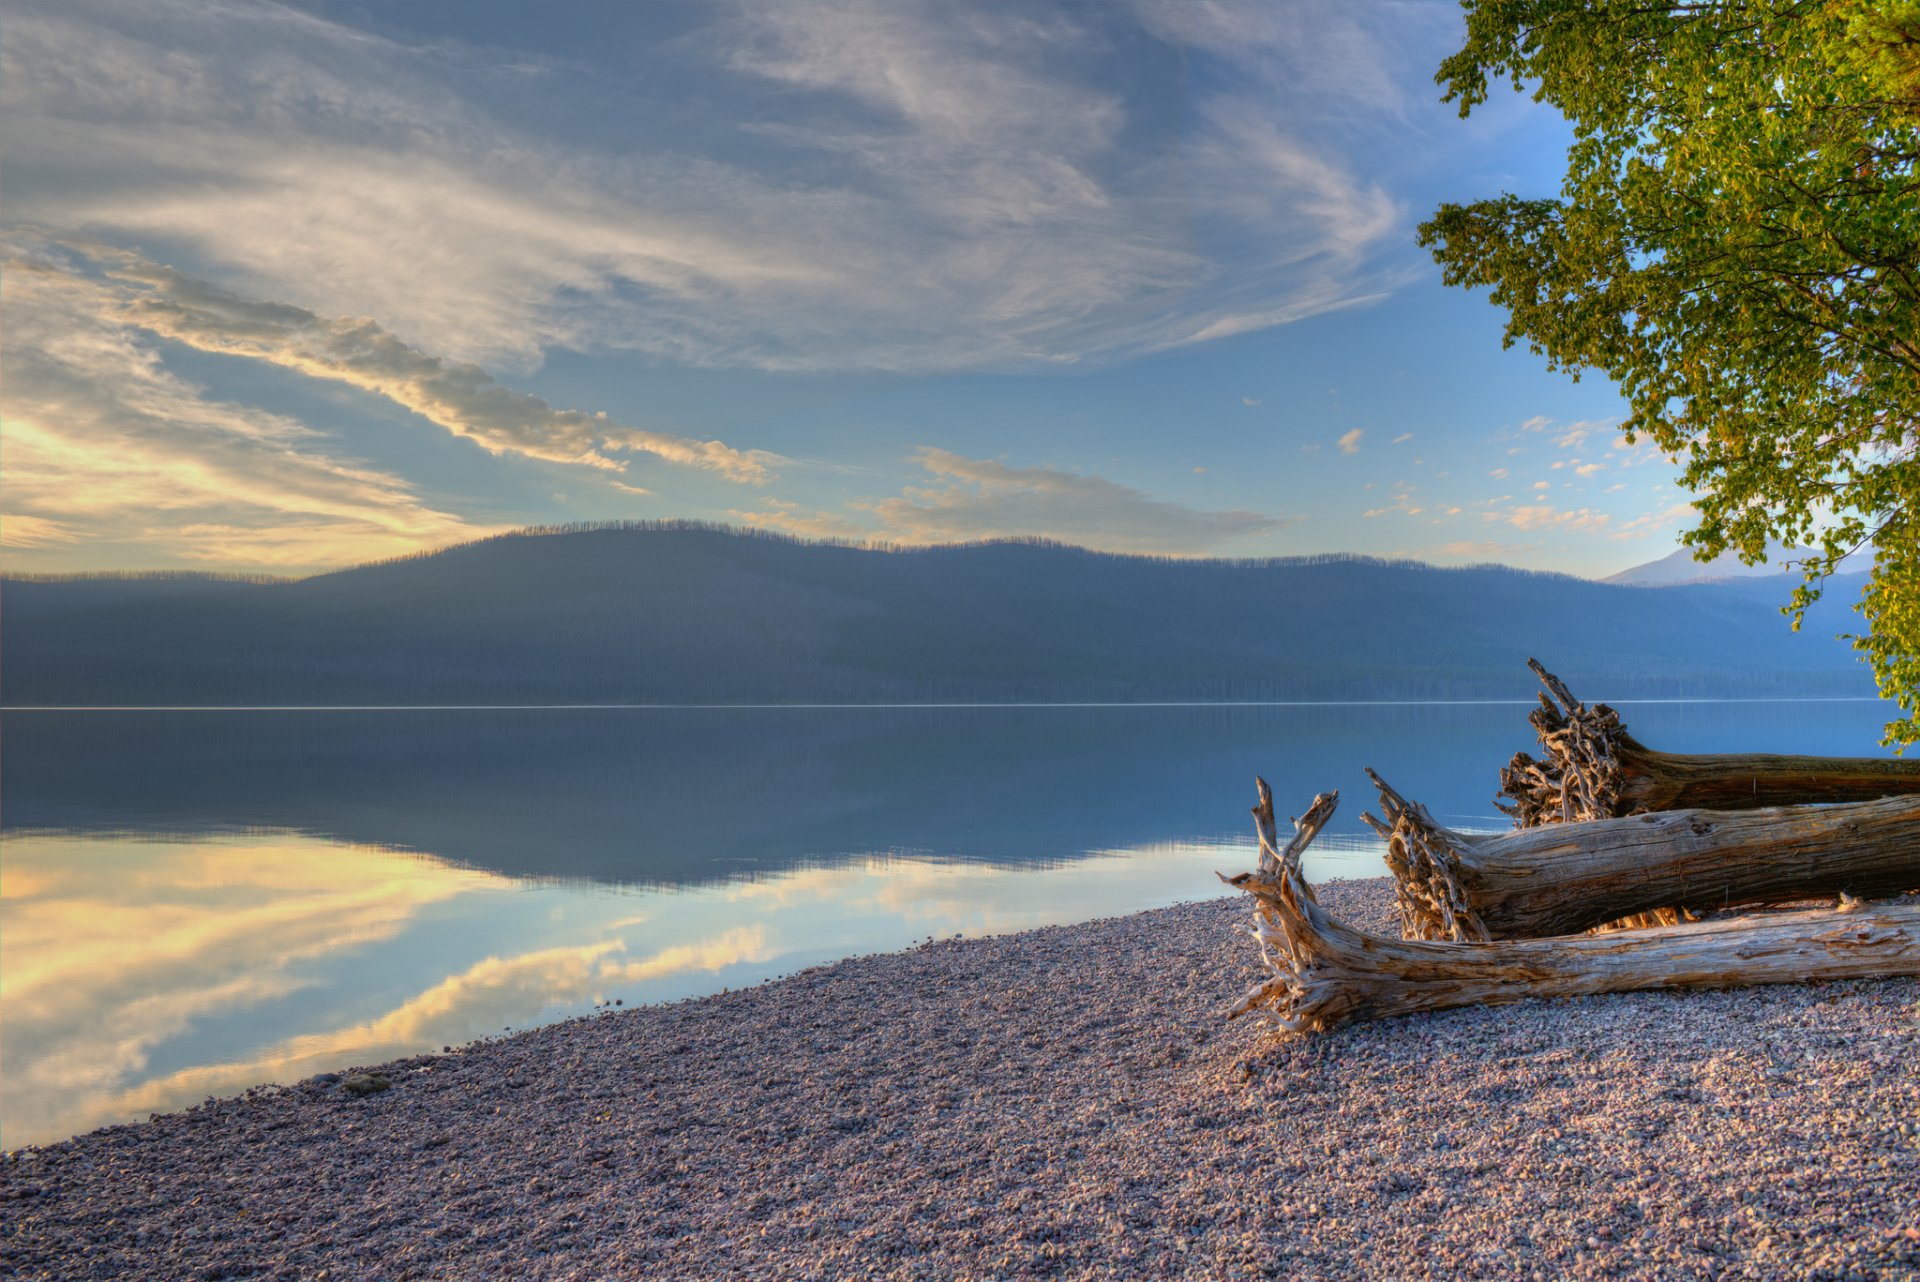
[0,827,1382,1148]
[2,700,1897,1148]
[4,704,1536,887]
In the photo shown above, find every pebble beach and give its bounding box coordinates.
[3,878,1916,1281]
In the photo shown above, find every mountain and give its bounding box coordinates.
[1,523,1879,706]
[1605,543,1871,586]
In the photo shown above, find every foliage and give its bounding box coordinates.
[1418,0,1920,745]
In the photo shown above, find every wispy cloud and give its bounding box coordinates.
[1,244,500,570]
[96,247,773,481]
[0,514,79,549]
[4,0,1431,374]
[740,449,1283,554]
[1437,538,1540,560]
[1611,502,1696,540]
[730,503,874,543]
[1338,428,1365,455]
[1498,504,1613,533]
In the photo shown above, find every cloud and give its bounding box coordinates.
[1611,501,1697,540]
[1242,397,1261,407]
[1337,428,1365,455]
[1437,539,1539,560]
[731,503,874,543]
[94,248,773,482]
[1,514,79,548]
[3,0,1431,373]
[819,448,1287,554]
[0,243,502,570]
[1499,504,1613,533]
[1488,467,1509,479]
[1392,432,1413,444]
[1361,481,1423,519]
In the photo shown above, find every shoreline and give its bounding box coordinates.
[3,879,1916,1279]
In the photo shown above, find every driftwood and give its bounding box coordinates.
[1220,780,1338,999]
[1225,787,1920,1032]
[1363,769,1920,941]
[1495,659,1920,827]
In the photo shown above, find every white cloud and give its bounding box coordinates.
[1488,467,1510,479]
[92,246,772,482]
[0,244,500,570]
[1437,539,1538,560]
[1361,481,1422,519]
[1611,502,1697,540]
[1500,504,1612,533]
[1242,397,1261,407]
[2,0,1425,374]
[1392,432,1413,444]
[1338,428,1365,455]
[836,448,1284,553]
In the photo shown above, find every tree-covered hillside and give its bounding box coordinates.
[2,524,1877,706]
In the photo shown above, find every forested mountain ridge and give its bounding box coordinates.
[2,524,1877,705]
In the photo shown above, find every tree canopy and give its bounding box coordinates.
[1418,0,1920,744]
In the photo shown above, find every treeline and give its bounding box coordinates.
[2,524,1879,706]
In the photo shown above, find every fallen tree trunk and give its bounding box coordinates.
[1495,659,1920,826]
[1362,769,1920,941]
[1225,788,1920,1033]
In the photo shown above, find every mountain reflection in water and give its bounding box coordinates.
[1,700,1896,1147]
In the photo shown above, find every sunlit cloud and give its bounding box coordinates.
[856,448,1285,554]
[99,249,774,481]
[1437,539,1539,560]
[1498,503,1613,533]
[1338,428,1365,455]
[1610,501,1697,541]
[731,503,874,543]
[0,514,79,548]
[0,244,501,571]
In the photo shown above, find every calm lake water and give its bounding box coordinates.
[1,699,1900,1148]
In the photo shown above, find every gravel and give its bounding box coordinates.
[3,878,1916,1280]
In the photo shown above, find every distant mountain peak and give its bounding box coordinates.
[1604,543,1865,587]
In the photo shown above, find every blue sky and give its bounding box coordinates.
[1,0,1696,576]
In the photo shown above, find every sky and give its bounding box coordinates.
[0,0,1700,578]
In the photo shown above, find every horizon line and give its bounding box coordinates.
[1,697,1894,713]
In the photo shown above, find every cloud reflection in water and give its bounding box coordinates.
[0,827,1381,1148]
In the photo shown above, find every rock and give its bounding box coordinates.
[340,1074,391,1097]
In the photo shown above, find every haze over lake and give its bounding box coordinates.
[2,697,1898,1149]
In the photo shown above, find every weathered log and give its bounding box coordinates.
[1495,658,1920,826]
[1226,790,1920,1032]
[1364,768,1920,941]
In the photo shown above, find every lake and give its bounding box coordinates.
[0,699,1900,1149]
